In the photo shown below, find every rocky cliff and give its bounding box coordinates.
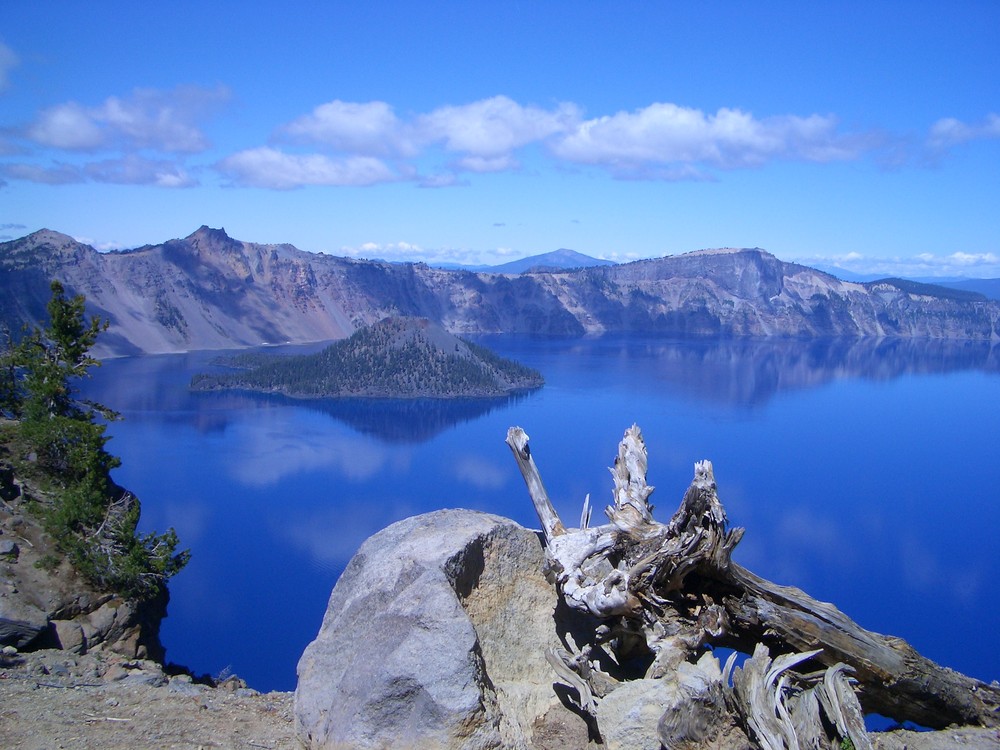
[2,228,997,357]
[0,449,165,660]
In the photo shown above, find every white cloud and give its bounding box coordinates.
[453,154,518,173]
[84,154,197,187]
[339,239,515,267]
[928,114,1000,149]
[28,102,105,149]
[415,95,579,157]
[0,161,84,184]
[219,95,884,188]
[950,251,1000,267]
[550,104,862,174]
[2,155,195,187]
[280,99,415,156]
[794,250,1000,279]
[0,42,17,92]
[217,146,397,189]
[26,84,229,153]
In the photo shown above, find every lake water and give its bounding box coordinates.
[79,335,1000,694]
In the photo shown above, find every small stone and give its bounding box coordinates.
[104,663,129,681]
[2,645,17,655]
[105,697,120,707]
[0,540,17,557]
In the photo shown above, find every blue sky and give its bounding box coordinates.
[1,2,998,276]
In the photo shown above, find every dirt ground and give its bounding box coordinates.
[0,648,300,750]
[4,647,999,750]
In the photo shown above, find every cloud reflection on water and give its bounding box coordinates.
[222,414,396,487]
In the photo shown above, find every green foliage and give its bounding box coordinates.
[34,553,61,572]
[6,280,188,601]
[0,326,22,418]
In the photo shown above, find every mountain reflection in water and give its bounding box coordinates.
[209,391,534,443]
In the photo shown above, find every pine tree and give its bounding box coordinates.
[6,280,188,600]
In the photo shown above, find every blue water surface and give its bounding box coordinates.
[80,336,1000,693]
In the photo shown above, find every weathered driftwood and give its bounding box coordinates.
[506,424,1000,742]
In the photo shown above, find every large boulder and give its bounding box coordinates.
[294,509,593,750]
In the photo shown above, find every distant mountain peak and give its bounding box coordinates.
[490,248,615,274]
[187,225,235,243]
[24,228,81,246]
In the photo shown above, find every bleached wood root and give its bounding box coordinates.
[506,424,1000,740]
[730,644,873,750]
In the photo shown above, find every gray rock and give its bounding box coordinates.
[0,539,18,558]
[0,594,48,649]
[51,619,86,654]
[596,678,678,750]
[295,509,587,750]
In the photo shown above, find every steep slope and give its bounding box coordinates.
[2,227,430,356]
[2,229,998,356]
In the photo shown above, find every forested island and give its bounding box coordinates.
[190,317,543,399]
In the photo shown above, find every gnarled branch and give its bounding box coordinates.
[506,424,1000,735]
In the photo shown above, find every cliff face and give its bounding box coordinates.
[2,228,997,357]
[0,454,165,660]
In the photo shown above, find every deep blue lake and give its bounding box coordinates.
[80,335,1000,694]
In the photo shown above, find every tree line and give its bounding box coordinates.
[192,317,544,398]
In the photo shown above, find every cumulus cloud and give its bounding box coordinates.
[927,114,1000,149]
[84,154,197,187]
[217,146,398,189]
[0,42,19,92]
[550,104,863,174]
[236,95,876,188]
[280,99,414,156]
[415,95,579,157]
[264,95,579,187]
[26,84,229,153]
[0,161,84,184]
[1,155,196,187]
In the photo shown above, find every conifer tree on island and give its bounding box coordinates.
[1,280,188,601]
